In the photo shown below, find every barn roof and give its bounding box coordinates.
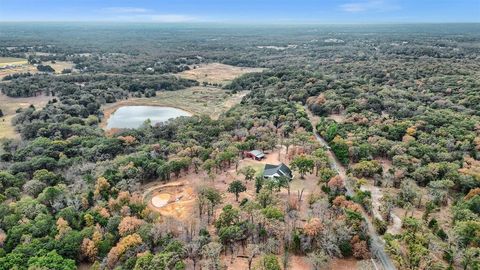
[263,163,293,179]
[249,150,265,158]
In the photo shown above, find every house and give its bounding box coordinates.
[263,163,293,180]
[244,150,265,161]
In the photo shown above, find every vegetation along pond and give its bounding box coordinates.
[106,106,191,129]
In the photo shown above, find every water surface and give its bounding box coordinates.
[106,106,191,129]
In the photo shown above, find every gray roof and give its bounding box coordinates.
[263,163,293,178]
[249,150,265,158]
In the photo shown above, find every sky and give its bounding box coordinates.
[0,0,479,23]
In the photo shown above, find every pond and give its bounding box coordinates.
[106,106,191,129]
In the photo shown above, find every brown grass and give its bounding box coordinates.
[49,61,74,73]
[0,93,52,139]
[177,63,264,85]
[0,57,28,67]
[0,60,75,79]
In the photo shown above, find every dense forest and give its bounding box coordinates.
[0,23,479,270]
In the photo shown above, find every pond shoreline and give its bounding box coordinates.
[100,99,194,130]
[104,104,192,130]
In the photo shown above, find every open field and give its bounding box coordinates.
[177,63,264,85]
[0,57,28,67]
[0,60,75,79]
[48,61,74,73]
[0,93,52,139]
[101,86,247,129]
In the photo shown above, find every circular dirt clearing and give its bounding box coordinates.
[144,181,197,220]
[152,193,171,208]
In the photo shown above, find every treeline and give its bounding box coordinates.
[1,74,198,98]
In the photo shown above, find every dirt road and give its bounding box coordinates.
[306,107,396,270]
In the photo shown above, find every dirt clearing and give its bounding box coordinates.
[144,181,197,220]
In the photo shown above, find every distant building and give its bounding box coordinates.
[263,163,293,179]
[244,150,265,161]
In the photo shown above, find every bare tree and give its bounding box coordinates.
[202,242,223,270]
[185,239,202,270]
[245,244,261,270]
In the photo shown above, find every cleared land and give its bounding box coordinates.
[49,61,75,73]
[101,86,247,129]
[177,63,264,85]
[0,57,28,67]
[143,181,197,220]
[0,93,52,139]
[0,60,75,79]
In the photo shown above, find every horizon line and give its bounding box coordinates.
[0,21,479,25]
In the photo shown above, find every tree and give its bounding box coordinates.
[327,175,345,195]
[185,238,202,270]
[228,180,247,202]
[218,225,243,263]
[308,250,330,270]
[81,238,98,262]
[245,244,261,270]
[240,166,256,183]
[192,157,202,174]
[198,187,222,223]
[276,176,291,195]
[118,216,145,236]
[202,159,215,175]
[429,180,454,206]
[255,254,281,270]
[330,136,349,165]
[257,188,276,208]
[312,148,329,176]
[454,220,480,248]
[27,250,76,270]
[215,205,240,229]
[461,247,480,270]
[255,176,264,193]
[318,168,337,183]
[291,155,314,179]
[23,179,46,197]
[37,64,55,73]
[55,229,83,260]
[107,233,143,268]
[202,242,223,270]
[351,160,383,178]
[397,180,419,207]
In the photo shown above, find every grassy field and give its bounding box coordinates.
[49,61,74,73]
[0,57,28,67]
[101,86,247,129]
[0,93,52,139]
[0,60,74,79]
[177,63,264,85]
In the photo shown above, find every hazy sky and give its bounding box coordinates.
[0,0,478,23]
